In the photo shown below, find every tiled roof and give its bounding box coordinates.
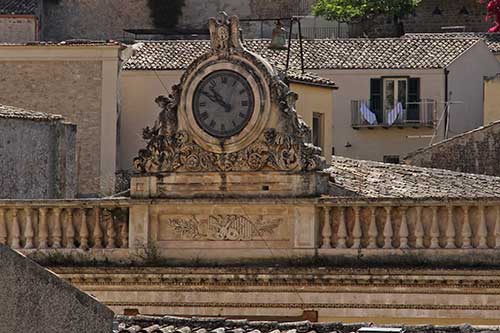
[123,38,480,71]
[328,156,500,200]
[115,315,500,333]
[404,32,500,53]
[0,0,38,15]
[0,39,122,47]
[285,70,337,88]
[0,104,63,121]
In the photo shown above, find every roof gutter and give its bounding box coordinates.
[444,67,450,139]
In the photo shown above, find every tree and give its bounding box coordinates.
[313,0,422,36]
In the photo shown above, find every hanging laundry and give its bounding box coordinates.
[387,102,404,126]
[360,102,378,125]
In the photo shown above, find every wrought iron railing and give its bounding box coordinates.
[351,99,436,128]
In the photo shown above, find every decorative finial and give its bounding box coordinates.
[208,12,243,52]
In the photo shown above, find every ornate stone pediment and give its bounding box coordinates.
[132,12,327,198]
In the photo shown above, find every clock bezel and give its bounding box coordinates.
[179,56,271,154]
[192,69,255,139]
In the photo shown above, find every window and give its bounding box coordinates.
[312,112,324,150]
[383,155,400,164]
[383,78,407,115]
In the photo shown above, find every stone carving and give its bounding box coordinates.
[164,215,282,241]
[208,11,243,52]
[133,13,326,174]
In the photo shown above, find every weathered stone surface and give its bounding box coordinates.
[0,244,114,333]
[0,104,76,199]
[405,121,500,178]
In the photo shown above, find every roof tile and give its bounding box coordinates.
[0,0,38,15]
[0,104,63,121]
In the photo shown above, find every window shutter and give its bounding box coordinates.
[408,78,420,121]
[369,78,382,122]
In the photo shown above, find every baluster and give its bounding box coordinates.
[93,208,103,249]
[430,206,440,249]
[105,210,116,249]
[477,205,488,249]
[383,207,393,249]
[24,208,34,249]
[52,208,62,248]
[367,207,378,249]
[79,209,89,250]
[0,208,6,245]
[445,206,456,249]
[38,208,49,249]
[11,209,20,249]
[461,206,472,249]
[415,206,424,249]
[321,207,332,249]
[399,207,409,249]
[495,206,500,249]
[351,206,362,249]
[337,207,347,249]
[65,208,76,248]
[120,217,129,248]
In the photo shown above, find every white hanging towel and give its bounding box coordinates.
[359,102,378,125]
[387,102,404,126]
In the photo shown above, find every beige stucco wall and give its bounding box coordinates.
[0,16,38,43]
[120,70,183,171]
[313,69,446,162]
[0,45,121,196]
[290,82,334,164]
[447,41,500,136]
[484,74,500,125]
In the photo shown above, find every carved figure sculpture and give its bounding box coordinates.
[208,11,243,51]
[481,0,500,32]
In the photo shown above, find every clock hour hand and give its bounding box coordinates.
[209,87,232,113]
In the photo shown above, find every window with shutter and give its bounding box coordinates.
[407,78,421,121]
[370,78,382,123]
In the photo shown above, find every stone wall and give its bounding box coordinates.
[0,117,76,199]
[0,60,102,196]
[0,17,38,42]
[42,0,154,41]
[41,0,315,41]
[404,121,500,176]
[365,0,491,37]
[0,245,113,332]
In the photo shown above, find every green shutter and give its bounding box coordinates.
[407,78,420,121]
[370,78,382,122]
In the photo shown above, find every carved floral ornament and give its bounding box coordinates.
[133,12,326,174]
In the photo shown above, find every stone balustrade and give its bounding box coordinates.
[319,202,500,250]
[0,200,129,250]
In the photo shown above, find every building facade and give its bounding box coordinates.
[0,0,40,42]
[484,74,500,124]
[0,42,123,196]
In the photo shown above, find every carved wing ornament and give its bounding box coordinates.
[208,11,243,52]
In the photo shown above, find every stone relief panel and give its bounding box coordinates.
[159,214,287,241]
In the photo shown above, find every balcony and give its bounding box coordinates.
[351,99,436,129]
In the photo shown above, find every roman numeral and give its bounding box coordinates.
[241,100,248,107]
[209,79,217,87]
[239,112,246,118]
[209,120,216,128]
[200,112,209,121]
[232,120,237,127]
[221,76,227,84]
[199,102,206,107]
[239,89,245,95]
[220,124,226,132]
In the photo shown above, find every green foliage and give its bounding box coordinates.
[313,0,422,23]
[147,0,185,30]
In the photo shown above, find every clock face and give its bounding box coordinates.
[193,70,255,138]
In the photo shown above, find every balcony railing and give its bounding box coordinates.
[351,99,436,129]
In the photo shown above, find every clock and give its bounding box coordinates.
[192,70,255,138]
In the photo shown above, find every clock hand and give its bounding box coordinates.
[209,87,232,112]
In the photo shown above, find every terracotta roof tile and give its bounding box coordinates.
[404,32,500,53]
[0,104,63,121]
[0,0,38,15]
[285,70,337,88]
[328,156,500,200]
[114,315,500,333]
[123,38,480,71]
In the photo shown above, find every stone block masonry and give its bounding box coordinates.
[0,244,114,333]
[0,60,102,196]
